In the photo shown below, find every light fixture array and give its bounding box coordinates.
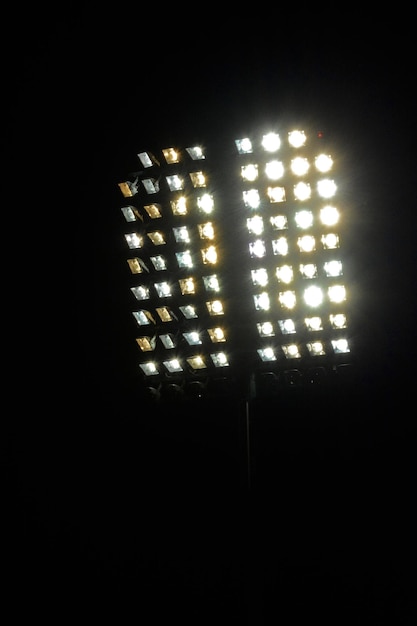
[117,129,353,397]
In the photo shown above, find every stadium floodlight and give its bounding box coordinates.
[117,128,354,404]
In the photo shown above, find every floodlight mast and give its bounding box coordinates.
[116,129,355,488]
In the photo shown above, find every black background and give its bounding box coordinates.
[6,9,416,623]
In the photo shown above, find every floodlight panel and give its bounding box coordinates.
[183,331,202,346]
[317,178,337,198]
[203,275,220,292]
[178,277,196,295]
[170,197,188,215]
[118,181,138,197]
[265,160,284,180]
[127,258,148,274]
[235,128,352,373]
[322,233,340,249]
[262,132,281,152]
[270,215,288,230]
[293,181,311,201]
[179,304,198,319]
[125,233,143,249]
[207,327,226,342]
[189,171,207,187]
[315,154,333,172]
[185,146,205,160]
[131,285,150,301]
[136,336,156,351]
[144,203,162,218]
[173,226,191,243]
[305,316,323,331]
[118,143,235,385]
[186,355,207,370]
[320,205,339,226]
[165,174,184,191]
[139,361,159,376]
[159,334,176,349]
[138,151,159,168]
[210,352,229,367]
[142,178,159,194]
[243,189,261,208]
[257,321,275,337]
[282,343,302,359]
[162,148,180,164]
[235,138,253,154]
[241,164,259,182]
[306,341,326,356]
[258,347,277,361]
[156,307,176,322]
[278,319,296,334]
[331,338,350,354]
[121,205,140,222]
[154,281,172,298]
[300,263,318,279]
[290,157,310,177]
[133,309,156,326]
[294,209,314,229]
[163,358,183,373]
[197,193,214,214]
[276,265,293,284]
[288,130,306,148]
[267,186,286,203]
[150,255,167,271]
[252,268,269,287]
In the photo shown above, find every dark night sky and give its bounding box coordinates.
[7,11,416,622]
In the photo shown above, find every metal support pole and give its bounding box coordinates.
[245,397,252,491]
[244,372,257,492]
